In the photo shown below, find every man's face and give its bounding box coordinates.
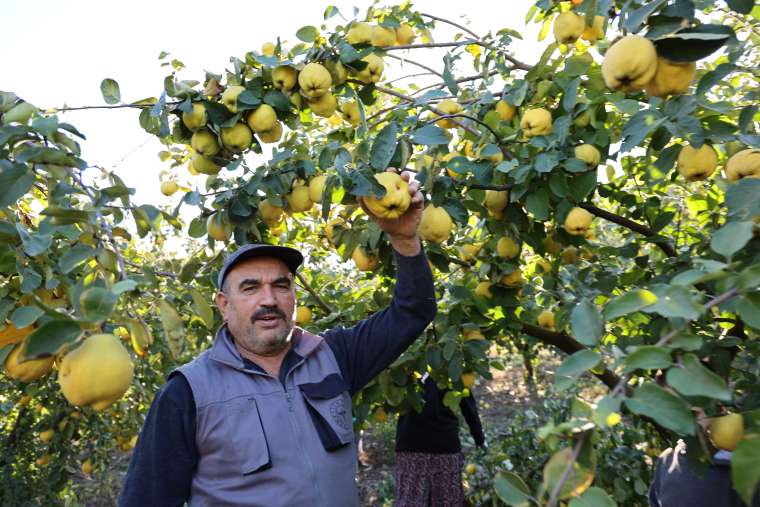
[216,256,296,357]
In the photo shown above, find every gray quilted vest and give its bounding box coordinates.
[175,326,358,507]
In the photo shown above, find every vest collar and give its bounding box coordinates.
[209,325,322,370]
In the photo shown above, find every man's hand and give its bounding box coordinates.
[359,168,424,256]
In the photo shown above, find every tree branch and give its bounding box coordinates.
[580,203,678,258]
[385,53,443,78]
[296,272,333,315]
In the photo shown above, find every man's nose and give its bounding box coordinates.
[259,285,277,306]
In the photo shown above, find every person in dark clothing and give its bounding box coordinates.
[119,170,437,507]
[648,440,760,507]
[394,372,485,506]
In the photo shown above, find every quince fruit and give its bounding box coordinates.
[575,144,601,168]
[258,199,283,225]
[538,309,555,330]
[564,207,593,235]
[308,175,327,203]
[435,99,463,129]
[419,204,454,244]
[325,60,347,86]
[561,246,578,264]
[352,247,379,271]
[258,121,283,144]
[495,100,517,121]
[272,66,298,91]
[543,235,562,255]
[395,24,416,45]
[308,92,337,118]
[298,63,332,100]
[677,144,718,181]
[160,180,178,196]
[474,281,493,299]
[497,237,520,259]
[4,342,55,382]
[190,128,220,157]
[363,172,411,219]
[500,269,524,288]
[82,458,94,475]
[372,406,388,423]
[190,155,220,175]
[602,35,658,92]
[221,85,245,113]
[356,54,385,83]
[220,123,253,152]
[261,42,276,56]
[286,185,314,213]
[295,306,312,325]
[463,329,485,341]
[58,334,134,411]
[521,108,553,137]
[182,102,207,131]
[340,101,361,126]
[645,57,696,98]
[553,11,585,45]
[725,148,760,181]
[461,372,476,388]
[247,104,277,133]
[581,15,605,43]
[347,22,373,45]
[484,190,509,216]
[371,25,397,47]
[207,212,232,241]
[709,413,744,451]
[459,243,482,264]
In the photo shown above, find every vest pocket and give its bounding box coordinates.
[298,373,354,451]
[228,397,272,475]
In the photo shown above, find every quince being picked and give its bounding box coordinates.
[363,172,411,219]
[677,144,718,181]
[520,108,553,137]
[58,334,134,411]
[298,63,332,100]
[645,57,696,98]
[725,149,760,181]
[602,35,658,92]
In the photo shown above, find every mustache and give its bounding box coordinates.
[250,307,287,322]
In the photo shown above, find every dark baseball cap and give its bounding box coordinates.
[217,243,303,290]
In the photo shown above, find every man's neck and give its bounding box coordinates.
[236,343,290,378]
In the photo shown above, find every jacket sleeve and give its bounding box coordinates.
[324,247,436,395]
[460,394,485,447]
[118,374,197,507]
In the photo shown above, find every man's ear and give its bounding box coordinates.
[215,291,229,321]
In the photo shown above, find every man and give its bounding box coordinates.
[119,170,436,506]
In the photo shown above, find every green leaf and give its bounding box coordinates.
[525,188,550,220]
[58,245,96,274]
[736,293,760,330]
[323,5,340,19]
[654,25,733,63]
[411,125,449,145]
[623,346,672,374]
[78,287,117,323]
[10,306,44,329]
[621,109,666,153]
[263,90,291,112]
[16,223,52,257]
[624,382,695,435]
[190,289,214,329]
[710,221,754,258]
[571,299,603,346]
[668,333,703,351]
[100,78,121,104]
[726,178,760,221]
[732,436,760,505]
[644,284,703,320]
[666,354,732,401]
[623,0,667,32]
[726,0,754,14]
[159,300,185,360]
[0,161,36,207]
[568,487,617,507]
[493,471,532,506]
[21,319,81,359]
[113,279,138,294]
[603,289,657,320]
[737,264,760,291]
[296,26,319,43]
[370,122,399,170]
[555,349,602,380]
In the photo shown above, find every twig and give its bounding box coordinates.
[419,12,481,39]
[419,113,513,160]
[385,53,443,78]
[547,435,587,507]
[296,272,333,315]
[410,70,500,96]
